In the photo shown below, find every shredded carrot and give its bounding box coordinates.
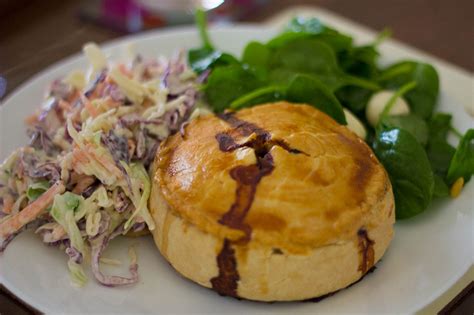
[71,145,122,179]
[105,97,120,110]
[2,194,14,214]
[84,145,121,175]
[82,97,99,118]
[0,181,65,238]
[72,148,90,165]
[95,82,106,97]
[24,113,39,125]
[67,89,81,104]
[58,100,72,111]
[118,64,133,78]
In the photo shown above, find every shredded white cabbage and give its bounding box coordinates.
[100,257,122,266]
[83,42,108,73]
[86,212,101,237]
[121,162,154,231]
[68,260,88,287]
[109,68,148,105]
[64,70,86,90]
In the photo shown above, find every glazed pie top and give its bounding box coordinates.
[153,102,392,253]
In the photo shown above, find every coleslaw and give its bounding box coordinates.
[0,43,209,286]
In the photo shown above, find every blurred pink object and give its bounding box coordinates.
[80,0,268,32]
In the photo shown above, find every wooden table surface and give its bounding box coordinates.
[0,0,473,314]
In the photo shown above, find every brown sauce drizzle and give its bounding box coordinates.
[220,153,274,242]
[210,112,304,297]
[357,228,375,274]
[210,239,240,297]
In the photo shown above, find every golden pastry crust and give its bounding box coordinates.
[150,102,395,301]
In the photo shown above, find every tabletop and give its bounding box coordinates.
[0,0,473,314]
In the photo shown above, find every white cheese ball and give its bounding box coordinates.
[366,90,410,127]
[343,108,367,139]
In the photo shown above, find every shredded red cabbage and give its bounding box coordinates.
[90,233,138,287]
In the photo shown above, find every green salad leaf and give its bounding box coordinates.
[188,9,239,73]
[378,114,428,146]
[447,129,474,184]
[189,11,471,219]
[197,13,377,122]
[339,45,379,79]
[426,113,456,178]
[230,85,286,110]
[432,174,450,198]
[205,65,263,112]
[373,128,434,219]
[268,17,353,53]
[286,75,346,124]
[339,28,389,79]
[270,38,379,92]
[335,86,372,113]
[242,41,271,69]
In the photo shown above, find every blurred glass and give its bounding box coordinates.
[80,0,269,32]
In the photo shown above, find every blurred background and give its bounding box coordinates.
[0,0,473,96]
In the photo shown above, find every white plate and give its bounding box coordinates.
[0,24,473,315]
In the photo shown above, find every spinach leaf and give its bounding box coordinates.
[267,68,300,85]
[270,38,379,92]
[433,174,450,198]
[428,113,452,141]
[379,61,439,119]
[268,17,352,53]
[447,129,474,184]
[338,28,389,79]
[187,9,239,73]
[229,86,286,110]
[221,74,347,124]
[266,32,312,49]
[195,8,213,49]
[285,16,326,33]
[339,45,379,79]
[373,128,434,219]
[188,49,239,74]
[335,86,373,113]
[378,114,428,146]
[286,75,346,124]
[427,140,456,178]
[334,31,391,112]
[242,41,271,69]
[286,17,352,52]
[204,65,262,112]
[426,113,456,178]
[270,38,343,89]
